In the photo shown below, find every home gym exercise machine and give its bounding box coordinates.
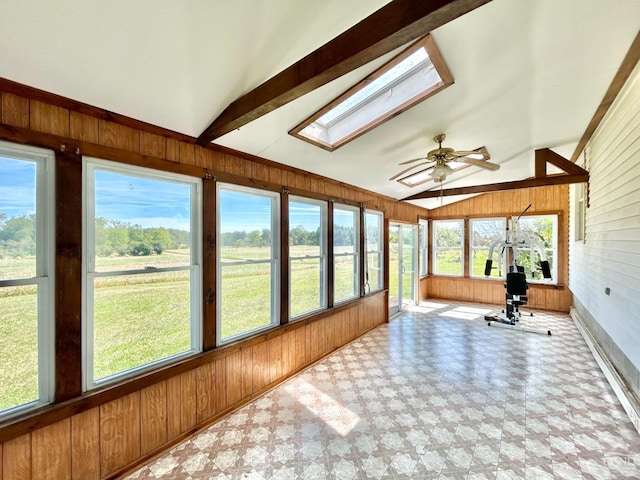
[483,205,552,335]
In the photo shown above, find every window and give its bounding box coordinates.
[334,204,360,302]
[84,159,202,388]
[470,218,506,278]
[514,214,558,283]
[432,219,464,276]
[574,182,586,242]
[419,219,428,275]
[290,35,453,151]
[0,142,53,419]
[365,210,384,292]
[289,197,327,318]
[218,184,279,342]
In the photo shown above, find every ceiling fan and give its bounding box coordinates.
[390,133,500,183]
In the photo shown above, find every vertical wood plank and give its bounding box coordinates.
[98,120,140,153]
[69,112,99,143]
[268,336,282,384]
[305,324,312,365]
[71,408,100,480]
[309,321,320,361]
[281,330,292,376]
[214,357,227,414]
[166,375,182,440]
[294,328,307,369]
[196,363,214,423]
[202,178,217,350]
[165,138,180,162]
[225,350,243,406]
[140,132,166,158]
[100,393,141,478]
[195,146,214,169]
[317,318,327,356]
[180,371,197,431]
[3,434,31,480]
[251,162,269,182]
[241,346,254,398]
[179,143,196,166]
[252,341,269,392]
[269,166,282,185]
[32,419,71,480]
[55,150,83,401]
[280,193,290,324]
[1,93,29,127]
[140,382,167,455]
[29,101,70,137]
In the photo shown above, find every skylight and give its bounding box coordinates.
[289,35,453,151]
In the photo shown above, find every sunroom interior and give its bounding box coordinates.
[1,0,640,478]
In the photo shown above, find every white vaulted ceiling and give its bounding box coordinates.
[1,0,639,209]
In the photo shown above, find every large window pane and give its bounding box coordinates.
[0,143,53,419]
[470,218,506,278]
[0,157,37,279]
[85,159,201,388]
[365,210,383,292]
[290,260,323,317]
[220,263,273,338]
[334,205,359,302]
[419,219,428,276]
[514,214,558,282]
[218,185,279,343]
[93,271,192,381]
[433,220,463,276]
[289,197,326,318]
[0,285,39,412]
[94,171,192,272]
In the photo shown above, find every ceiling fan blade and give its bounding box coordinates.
[398,156,428,166]
[451,150,491,161]
[389,162,430,181]
[457,157,501,170]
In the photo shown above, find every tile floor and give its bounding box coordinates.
[125,301,640,479]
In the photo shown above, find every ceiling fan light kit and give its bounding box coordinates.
[391,133,500,185]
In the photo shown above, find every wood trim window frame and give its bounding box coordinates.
[82,157,203,390]
[0,141,55,420]
[216,182,281,345]
[364,209,384,294]
[431,218,465,277]
[288,195,328,320]
[468,217,507,280]
[333,203,361,303]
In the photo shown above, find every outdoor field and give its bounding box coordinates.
[0,246,360,411]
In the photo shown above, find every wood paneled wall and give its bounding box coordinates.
[0,81,426,480]
[421,185,572,312]
[1,296,384,480]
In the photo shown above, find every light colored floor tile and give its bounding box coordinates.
[124,301,640,480]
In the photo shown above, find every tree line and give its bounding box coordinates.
[0,213,189,258]
[221,225,355,248]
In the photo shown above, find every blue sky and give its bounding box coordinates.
[0,157,36,218]
[95,171,192,230]
[2,157,359,234]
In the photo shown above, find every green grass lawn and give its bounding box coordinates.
[4,245,499,410]
[1,248,347,410]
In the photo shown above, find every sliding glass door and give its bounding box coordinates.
[388,223,417,317]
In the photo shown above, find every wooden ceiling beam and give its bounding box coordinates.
[196,0,492,145]
[402,148,589,200]
[402,174,589,200]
